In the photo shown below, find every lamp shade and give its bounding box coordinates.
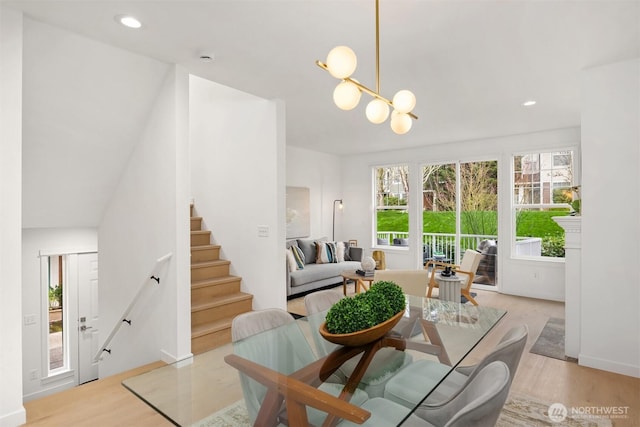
[390,110,412,134]
[392,90,416,114]
[326,46,357,79]
[333,81,361,110]
[366,98,390,124]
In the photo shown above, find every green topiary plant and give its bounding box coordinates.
[368,281,406,315]
[324,281,405,334]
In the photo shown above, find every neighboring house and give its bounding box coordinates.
[1,4,638,427]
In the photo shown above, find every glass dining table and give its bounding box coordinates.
[123,295,506,426]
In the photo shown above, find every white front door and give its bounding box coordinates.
[77,252,99,384]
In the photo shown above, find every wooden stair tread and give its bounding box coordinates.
[191,275,241,289]
[191,259,230,268]
[191,244,221,251]
[191,318,233,338]
[191,292,253,312]
[191,230,210,235]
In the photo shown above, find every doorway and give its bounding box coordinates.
[421,160,498,289]
[42,252,99,385]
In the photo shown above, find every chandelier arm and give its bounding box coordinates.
[315,60,418,120]
[375,0,380,94]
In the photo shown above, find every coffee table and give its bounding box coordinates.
[340,270,375,295]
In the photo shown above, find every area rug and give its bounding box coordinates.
[192,394,612,426]
[530,317,566,361]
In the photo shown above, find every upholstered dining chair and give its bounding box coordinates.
[373,269,430,297]
[412,360,512,427]
[229,308,369,425]
[304,289,412,398]
[426,249,483,305]
[383,324,528,409]
[338,361,511,427]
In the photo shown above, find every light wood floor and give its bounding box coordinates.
[24,286,640,426]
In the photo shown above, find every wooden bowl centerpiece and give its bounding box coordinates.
[319,281,406,347]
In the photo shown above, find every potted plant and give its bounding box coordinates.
[320,281,406,346]
[49,284,62,309]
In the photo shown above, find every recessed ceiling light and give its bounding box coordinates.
[116,15,142,29]
[522,100,537,107]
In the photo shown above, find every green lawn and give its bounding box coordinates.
[377,210,569,238]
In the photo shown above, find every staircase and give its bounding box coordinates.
[190,205,253,354]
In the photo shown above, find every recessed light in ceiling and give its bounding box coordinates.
[522,100,537,107]
[116,15,142,29]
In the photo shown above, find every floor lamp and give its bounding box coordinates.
[332,199,343,241]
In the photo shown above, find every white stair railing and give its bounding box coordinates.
[94,252,173,362]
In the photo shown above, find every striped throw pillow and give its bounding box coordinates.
[291,245,305,269]
[315,241,337,264]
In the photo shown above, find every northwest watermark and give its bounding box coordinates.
[547,403,630,423]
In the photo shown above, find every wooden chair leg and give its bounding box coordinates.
[462,290,478,305]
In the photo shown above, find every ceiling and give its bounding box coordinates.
[8,0,639,156]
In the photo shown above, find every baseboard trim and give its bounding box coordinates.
[579,354,640,378]
[160,349,193,366]
[0,406,26,427]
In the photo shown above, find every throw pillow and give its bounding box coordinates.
[336,241,346,262]
[291,245,306,269]
[344,241,352,261]
[286,249,298,272]
[315,241,338,264]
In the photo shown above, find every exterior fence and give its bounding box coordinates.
[375,231,546,287]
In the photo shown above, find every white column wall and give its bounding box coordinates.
[286,147,343,240]
[340,128,579,301]
[580,58,640,377]
[189,75,285,310]
[21,228,98,401]
[0,6,26,426]
[98,65,191,377]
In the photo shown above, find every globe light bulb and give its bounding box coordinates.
[392,90,416,114]
[366,98,390,124]
[390,110,412,134]
[326,46,357,79]
[333,81,361,110]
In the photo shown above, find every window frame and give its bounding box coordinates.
[372,163,410,249]
[511,149,577,260]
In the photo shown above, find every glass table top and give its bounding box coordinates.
[123,296,506,426]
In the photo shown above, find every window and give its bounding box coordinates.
[45,255,68,375]
[374,165,409,247]
[513,150,575,258]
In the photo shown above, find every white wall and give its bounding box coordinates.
[286,146,344,240]
[98,65,191,377]
[340,127,580,301]
[189,75,286,310]
[0,6,26,426]
[580,58,640,377]
[21,228,97,401]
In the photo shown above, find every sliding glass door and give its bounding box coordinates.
[422,160,498,287]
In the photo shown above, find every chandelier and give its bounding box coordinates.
[316,0,417,134]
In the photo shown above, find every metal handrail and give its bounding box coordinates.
[93,252,173,362]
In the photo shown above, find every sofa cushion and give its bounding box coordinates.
[297,237,327,264]
[290,262,354,288]
[297,238,316,264]
[316,241,337,264]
